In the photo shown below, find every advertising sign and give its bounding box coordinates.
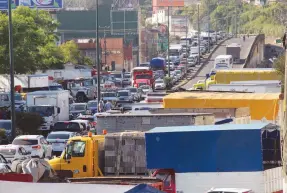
[171,16,188,33]
[0,0,63,10]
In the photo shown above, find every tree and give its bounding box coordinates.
[59,40,81,64]
[0,6,62,74]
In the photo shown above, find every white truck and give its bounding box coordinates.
[26,90,70,130]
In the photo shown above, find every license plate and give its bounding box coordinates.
[53,143,60,146]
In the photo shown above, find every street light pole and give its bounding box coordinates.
[96,0,101,111]
[207,1,210,53]
[185,15,188,74]
[8,0,16,139]
[167,6,170,77]
[197,3,201,66]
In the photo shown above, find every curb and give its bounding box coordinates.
[174,37,232,89]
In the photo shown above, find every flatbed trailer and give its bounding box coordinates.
[67,176,164,190]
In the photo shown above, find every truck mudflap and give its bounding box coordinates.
[0,173,33,182]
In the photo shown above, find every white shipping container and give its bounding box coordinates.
[175,167,283,193]
[28,75,49,88]
[35,69,91,80]
[208,84,281,93]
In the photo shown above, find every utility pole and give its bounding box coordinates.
[104,28,107,68]
[283,43,287,185]
[215,19,218,43]
[207,1,210,53]
[235,5,238,38]
[167,6,170,77]
[8,0,16,139]
[96,0,101,111]
[185,15,188,74]
[197,3,201,66]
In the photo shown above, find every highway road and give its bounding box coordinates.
[182,36,256,89]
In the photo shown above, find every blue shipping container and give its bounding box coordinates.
[145,124,268,173]
[150,57,166,69]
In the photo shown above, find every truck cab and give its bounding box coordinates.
[48,134,105,178]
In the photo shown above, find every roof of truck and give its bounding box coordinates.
[69,135,105,141]
[147,123,269,133]
[26,90,68,95]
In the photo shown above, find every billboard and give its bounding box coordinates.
[0,0,63,10]
[171,15,188,33]
[155,0,184,7]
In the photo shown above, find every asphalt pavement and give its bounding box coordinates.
[182,36,256,89]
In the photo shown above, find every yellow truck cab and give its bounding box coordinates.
[48,134,105,178]
[193,75,216,90]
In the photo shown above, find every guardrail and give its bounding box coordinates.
[243,34,265,68]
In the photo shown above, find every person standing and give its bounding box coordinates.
[104,100,112,111]
[98,99,105,112]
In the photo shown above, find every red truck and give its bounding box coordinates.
[133,70,154,90]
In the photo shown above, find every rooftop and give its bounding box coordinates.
[147,123,269,133]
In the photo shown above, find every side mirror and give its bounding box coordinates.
[57,107,60,114]
[65,153,71,161]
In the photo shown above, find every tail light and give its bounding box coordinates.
[32,145,41,149]
[92,122,97,126]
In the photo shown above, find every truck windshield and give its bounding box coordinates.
[82,79,93,86]
[135,74,152,79]
[0,121,11,131]
[54,122,81,132]
[49,85,63,90]
[118,92,129,97]
[70,104,86,111]
[28,106,54,117]
[112,74,122,78]
[47,133,70,139]
[87,102,98,108]
[128,88,137,93]
[102,92,116,97]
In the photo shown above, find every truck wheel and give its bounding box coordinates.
[76,93,85,102]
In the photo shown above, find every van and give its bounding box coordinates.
[214,55,233,69]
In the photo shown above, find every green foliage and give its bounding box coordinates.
[15,112,44,135]
[0,6,63,74]
[59,40,81,64]
[0,129,5,138]
[274,54,285,82]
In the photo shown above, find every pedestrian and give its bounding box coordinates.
[243,35,246,41]
[105,100,112,111]
[98,99,105,112]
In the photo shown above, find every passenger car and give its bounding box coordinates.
[12,135,52,159]
[47,131,77,155]
[117,90,133,102]
[86,100,98,114]
[154,79,166,90]
[53,121,85,133]
[70,103,87,118]
[126,87,141,101]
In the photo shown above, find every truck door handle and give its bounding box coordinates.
[83,165,87,172]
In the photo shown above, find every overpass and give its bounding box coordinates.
[182,34,265,89]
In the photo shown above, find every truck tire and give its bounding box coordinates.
[76,93,86,102]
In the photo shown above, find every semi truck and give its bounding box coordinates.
[26,90,70,130]
[226,43,241,63]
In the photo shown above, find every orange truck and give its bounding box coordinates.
[133,70,154,89]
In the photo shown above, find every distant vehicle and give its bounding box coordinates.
[138,85,153,97]
[86,100,98,114]
[126,87,141,101]
[154,79,166,90]
[12,135,52,159]
[122,73,131,85]
[71,119,91,131]
[70,103,87,118]
[139,63,150,67]
[117,90,133,102]
[46,131,77,156]
[53,121,85,133]
[214,55,233,69]
[0,145,31,161]
[101,92,118,103]
[207,188,254,193]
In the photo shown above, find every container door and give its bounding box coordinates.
[61,140,89,178]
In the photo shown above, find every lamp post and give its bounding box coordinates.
[8,0,16,139]
[96,0,101,112]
